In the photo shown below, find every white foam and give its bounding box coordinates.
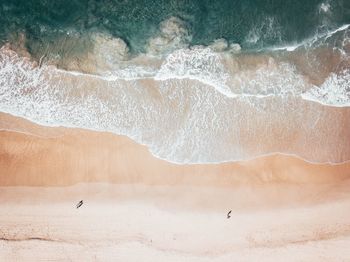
[319,1,331,13]
[155,47,236,97]
[56,45,307,101]
[269,24,350,52]
[1,42,350,164]
[302,70,350,107]
[245,16,282,45]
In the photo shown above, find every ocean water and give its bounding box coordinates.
[1,0,349,52]
[0,0,349,163]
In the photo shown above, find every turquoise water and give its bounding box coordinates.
[1,0,349,54]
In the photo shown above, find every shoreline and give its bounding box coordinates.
[1,2,350,260]
[1,112,350,187]
[1,112,350,260]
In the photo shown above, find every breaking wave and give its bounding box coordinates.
[0,16,350,164]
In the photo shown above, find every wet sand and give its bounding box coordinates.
[1,112,350,261]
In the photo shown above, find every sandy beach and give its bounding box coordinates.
[1,182,350,261]
[1,1,350,260]
[1,112,350,261]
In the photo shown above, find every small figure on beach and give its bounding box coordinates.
[76,200,83,209]
[227,210,232,219]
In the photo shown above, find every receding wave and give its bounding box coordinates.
[1,18,350,164]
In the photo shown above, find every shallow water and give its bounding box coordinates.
[0,1,349,164]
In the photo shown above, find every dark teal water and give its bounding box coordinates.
[1,0,349,54]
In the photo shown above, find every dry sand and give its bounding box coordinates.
[1,112,350,261]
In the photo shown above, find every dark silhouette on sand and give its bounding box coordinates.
[76,200,83,209]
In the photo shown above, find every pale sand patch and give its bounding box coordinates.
[1,183,350,261]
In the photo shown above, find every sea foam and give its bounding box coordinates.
[0,16,350,164]
[1,41,350,164]
[302,70,350,107]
